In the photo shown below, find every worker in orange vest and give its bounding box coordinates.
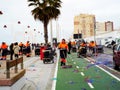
[58,39,68,66]
[0,42,8,60]
[25,41,31,57]
[89,41,97,54]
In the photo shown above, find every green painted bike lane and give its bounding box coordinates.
[56,53,120,90]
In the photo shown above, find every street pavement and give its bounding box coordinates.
[0,50,57,90]
[56,52,120,90]
[21,56,57,90]
[21,47,119,90]
[0,47,119,90]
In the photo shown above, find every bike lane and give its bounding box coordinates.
[56,53,120,90]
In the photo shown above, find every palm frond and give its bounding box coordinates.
[28,3,37,6]
[28,0,38,3]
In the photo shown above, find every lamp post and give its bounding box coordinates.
[82,17,85,39]
[50,20,53,46]
[94,17,97,56]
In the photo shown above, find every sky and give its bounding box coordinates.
[0,0,120,44]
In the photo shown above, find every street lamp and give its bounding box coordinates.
[94,17,97,56]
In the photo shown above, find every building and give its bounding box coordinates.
[96,21,114,35]
[105,21,114,32]
[74,14,96,38]
[96,22,106,35]
[73,13,114,40]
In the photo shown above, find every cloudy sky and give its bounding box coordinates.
[0,0,120,44]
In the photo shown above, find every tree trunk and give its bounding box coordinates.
[43,22,48,44]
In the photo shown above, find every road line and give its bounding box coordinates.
[81,72,85,76]
[88,82,94,88]
[51,49,59,90]
[73,62,76,64]
[85,57,120,81]
[103,64,120,73]
[96,65,120,81]
[76,66,79,68]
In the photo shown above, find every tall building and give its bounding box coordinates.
[105,21,114,32]
[74,14,96,38]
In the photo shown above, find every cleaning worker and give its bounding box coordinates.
[58,39,68,66]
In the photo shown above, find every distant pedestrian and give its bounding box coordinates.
[40,44,45,60]
[111,40,116,46]
[25,41,31,57]
[19,42,23,55]
[9,43,14,60]
[0,42,8,60]
[111,40,116,52]
[68,41,72,54]
[13,42,20,59]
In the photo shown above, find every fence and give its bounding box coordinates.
[6,57,23,78]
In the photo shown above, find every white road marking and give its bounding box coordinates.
[96,65,120,81]
[51,49,59,90]
[88,82,94,88]
[76,66,79,68]
[85,58,120,81]
[81,72,85,76]
[73,62,76,64]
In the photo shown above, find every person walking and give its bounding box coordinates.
[58,39,68,66]
[0,42,8,60]
[13,42,20,59]
[40,44,45,60]
[68,41,72,54]
[25,41,31,57]
[9,43,14,60]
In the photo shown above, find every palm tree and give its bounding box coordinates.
[28,0,62,44]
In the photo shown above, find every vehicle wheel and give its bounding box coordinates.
[114,64,119,70]
[43,60,45,64]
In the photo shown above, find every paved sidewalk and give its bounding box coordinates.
[0,49,57,90]
[21,56,56,90]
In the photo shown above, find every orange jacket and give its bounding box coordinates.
[89,42,96,47]
[1,43,8,49]
[58,42,68,50]
[19,42,23,47]
[25,42,30,47]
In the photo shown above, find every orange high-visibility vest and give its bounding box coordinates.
[89,42,96,47]
[19,42,23,46]
[1,44,8,49]
[25,42,30,47]
[58,42,68,49]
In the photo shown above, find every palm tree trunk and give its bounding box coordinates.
[43,22,48,44]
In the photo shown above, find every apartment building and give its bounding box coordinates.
[74,14,114,39]
[74,14,95,38]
